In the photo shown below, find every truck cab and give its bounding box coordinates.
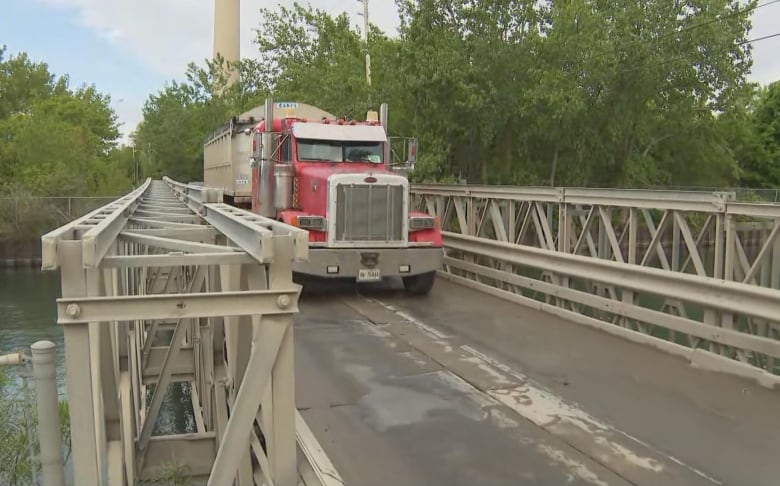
[246,99,442,294]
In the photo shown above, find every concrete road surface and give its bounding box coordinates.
[293,277,780,486]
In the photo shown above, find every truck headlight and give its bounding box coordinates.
[294,215,327,231]
[409,216,436,230]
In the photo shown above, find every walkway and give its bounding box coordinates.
[295,278,780,486]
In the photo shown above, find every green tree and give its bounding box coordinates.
[133,57,269,182]
[134,0,766,189]
[515,0,755,187]
[0,46,130,197]
[739,81,780,187]
[0,368,71,486]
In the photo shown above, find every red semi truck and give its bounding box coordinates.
[202,99,442,294]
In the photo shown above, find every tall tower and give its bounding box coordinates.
[213,0,240,88]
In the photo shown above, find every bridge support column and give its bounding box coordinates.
[59,241,105,486]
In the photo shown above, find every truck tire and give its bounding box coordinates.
[402,271,436,295]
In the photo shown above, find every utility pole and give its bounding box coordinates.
[132,144,137,185]
[357,0,371,87]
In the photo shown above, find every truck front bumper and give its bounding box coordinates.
[293,246,443,280]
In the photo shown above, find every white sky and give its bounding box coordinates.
[29,0,780,140]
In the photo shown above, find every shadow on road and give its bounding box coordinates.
[296,274,410,300]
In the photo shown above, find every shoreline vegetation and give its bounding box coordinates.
[2,4,779,249]
[2,2,780,244]
[0,45,135,252]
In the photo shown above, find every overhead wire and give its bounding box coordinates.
[565,0,780,68]
[653,0,780,41]
[618,30,780,73]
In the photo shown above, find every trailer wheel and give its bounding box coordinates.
[402,271,436,295]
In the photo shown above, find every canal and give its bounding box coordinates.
[0,267,195,433]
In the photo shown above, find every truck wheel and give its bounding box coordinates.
[402,271,436,295]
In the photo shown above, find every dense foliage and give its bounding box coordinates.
[0,1,767,191]
[135,0,779,189]
[0,368,70,486]
[0,46,136,239]
[133,56,269,182]
[0,46,132,196]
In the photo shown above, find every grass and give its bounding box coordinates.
[138,462,191,486]
[0,367,71,486]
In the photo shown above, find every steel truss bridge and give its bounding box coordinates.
[35,179,780,486]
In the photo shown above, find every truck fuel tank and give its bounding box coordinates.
[274,163,295,210]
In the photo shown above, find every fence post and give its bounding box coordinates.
[31,340,66,486]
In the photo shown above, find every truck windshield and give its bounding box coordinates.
[296,140,383,164]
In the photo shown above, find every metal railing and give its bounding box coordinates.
[411,184,780,288]
[39,178,341,486]
[411,184,780,387]
[647,185,780,203]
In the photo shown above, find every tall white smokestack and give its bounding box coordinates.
[213,0,240,87]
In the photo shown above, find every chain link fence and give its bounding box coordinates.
[0,196,118,240]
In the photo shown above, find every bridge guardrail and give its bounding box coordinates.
[410,186,780,286]
[411,187,779,316]
[440,231,780,388]
[412,184,780,387]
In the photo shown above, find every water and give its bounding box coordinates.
[0,267,66,394]
[0,268,194,433]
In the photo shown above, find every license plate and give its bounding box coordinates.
[357,268,381,282]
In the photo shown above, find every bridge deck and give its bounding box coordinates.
[295,278,780,486]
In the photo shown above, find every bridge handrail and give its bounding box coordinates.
[441,231,780,388]
[445,232,780,323]
[411,184,780,216]
[411,183,780,293]
[41,178,152,270]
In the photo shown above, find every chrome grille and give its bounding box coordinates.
[335,183,404,243]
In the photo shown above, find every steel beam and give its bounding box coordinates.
[101,252,254,268]
[207,320,288,486]
[444,232,780,323]
[201,203,275,262]
[121,227,218,242]
[41,179,151,270]
[119,231,239,254]
[296,411,345,486]
[129,217,207,229]
[44,178,337,486]
[57,290,299,324]
[445,256,780,358]
[137,318,189,459]
[82,182,151,268]
[58,242,103,485]
[412,184,563,202]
